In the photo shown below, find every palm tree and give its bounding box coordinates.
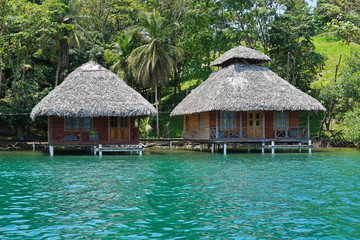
[51,0,94,86]
[105,32,135,86]
[128,10,183,138]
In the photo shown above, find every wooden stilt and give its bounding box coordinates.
[308,140,312,154]
[169,141,173,150]
[32,141,36,151]
[211,144,215,153]
[200,144,203,152]
[248,144,251,153]
[271,141,275,154]
[49,145,54,156]
[299,142,302,153]
[99,144,103,156]
[224,143,227,155]
[261,143,265,154]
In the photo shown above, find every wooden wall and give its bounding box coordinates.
[182,110,301,140]
[48,116,138,145]
[182,112,210,139]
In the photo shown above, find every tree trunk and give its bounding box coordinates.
[55,54,61,87]
[155,84,160,138]
[17,126,24,140]
[0,69,2,96]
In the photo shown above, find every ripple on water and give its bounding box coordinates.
[0,149,359,239]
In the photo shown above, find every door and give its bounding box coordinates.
[110,117,129,141]
[247,112,263,138]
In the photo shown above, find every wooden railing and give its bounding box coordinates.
[274,126,308,138]
[210,127,257,139]
[210,126,308,139]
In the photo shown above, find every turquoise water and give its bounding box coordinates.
[0,149,359,239]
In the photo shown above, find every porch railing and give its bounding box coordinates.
[209,126,308,139]
[210,127,255,139]
[274,126,308,138]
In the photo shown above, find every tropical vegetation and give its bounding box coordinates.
[0,0,359,146]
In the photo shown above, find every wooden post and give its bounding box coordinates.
[200,144,203,152]
[191,142,194,150]
[32,141,35,151]
[240,112,242,138]
[139,149,143,156]
[299,142,302,153]
[99,144,103,156]
[211,144,215,153]
[108,117,111,142]
[308,140,312,154]
[307,112,310,138]
[49,145,54,156]
[233,143,236,151]
[261,143,265,154]
[262,112,265,138]
[271,141,275,154]
[248,144,251,153]
[223,143,227,155]
[169,141,173,150]
[215,111,219,138]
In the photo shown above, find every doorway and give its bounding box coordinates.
[247,112,263,138]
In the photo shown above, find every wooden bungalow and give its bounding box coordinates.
[31,61,157,154]
[171,46,325,152]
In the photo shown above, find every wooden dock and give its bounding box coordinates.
[93,144,144,156]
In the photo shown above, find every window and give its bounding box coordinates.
[198,113,205,130]
[110,117,128,128]
[274,112,287,129]
[82,118,92,131]
[221,112,235,129]
[65,117,92,131]
[65,117,80,130]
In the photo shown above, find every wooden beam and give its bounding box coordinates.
[215,111,219,138]
[262,111,265,138]
[240,111,242,138]
[307,112,310,138]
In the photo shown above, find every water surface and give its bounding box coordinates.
[0,149,359,239]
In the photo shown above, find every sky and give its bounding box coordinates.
[306,0,317,8]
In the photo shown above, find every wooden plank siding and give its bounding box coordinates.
[288,111,299,127]
[182,110,303,140]
[265,111,274,138]
[48,116,139,145]
[182,112,210,139]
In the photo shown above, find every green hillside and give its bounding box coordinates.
[312,34,360,89]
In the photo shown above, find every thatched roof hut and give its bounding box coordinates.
[31,61,157,119]
[210,46,271,67]
[171,47,325,116]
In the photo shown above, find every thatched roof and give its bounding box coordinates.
[211,46,271,67]
[31,61,157,119]
[171,64,325,116]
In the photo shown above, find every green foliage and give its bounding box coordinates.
[268,3,324,92]
[139,117,153,138]
[0,0,358,145]
[317,0,360,44]
[343,109,360,147]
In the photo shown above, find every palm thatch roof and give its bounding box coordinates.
[171,63,325,116]
[211,46,271,67]
[31,61,157,119]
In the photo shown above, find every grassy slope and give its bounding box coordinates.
[311,34,360,89]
